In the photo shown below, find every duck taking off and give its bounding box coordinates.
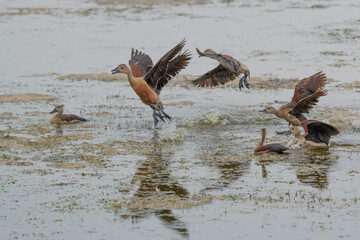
[111,39,191,126]
[290,120,339,148]
[260,72,328,127]
[190,48,250,90]
[50,105,87,124]
[254,129,289,155]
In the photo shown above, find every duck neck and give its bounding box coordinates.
[273,109,281,117]
[54,111,63,118]
[256,132,266,149]
[125,70,138,87]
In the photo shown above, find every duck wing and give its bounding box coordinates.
[144,39,191,95]
[255,144,289,154]
[129,49,153,77]
[61,114,87,122]
[190,64,238,87]
[289,90,327,118]
[268,144,289,154]
[305,121,339,144]
[291,72,327,103]
[154,50,191,95]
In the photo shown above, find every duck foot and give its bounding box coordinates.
[160,109,173,121]
[153,114,159,126]
[158,104,173,121]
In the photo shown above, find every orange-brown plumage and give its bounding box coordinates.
[111,39,191,125]
[133,82,159,105]
[261,72,328,127]
[50,105,87,124]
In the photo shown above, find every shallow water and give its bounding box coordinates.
[1,0,360,239]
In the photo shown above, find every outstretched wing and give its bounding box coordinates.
[289,90,327,118]
[129,49,153,77]
[291,72,327,103]
[305,121,339,144]
[190,64,238,87]
[154,50,191,95]
[144,39,191,94]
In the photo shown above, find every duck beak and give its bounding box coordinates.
[50,108,57,114]
[259,109,267,113]
[111,67,120,74]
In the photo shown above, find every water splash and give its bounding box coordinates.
[183,108,226,127]
[157,122,184,142]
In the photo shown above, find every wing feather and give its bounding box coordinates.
[154,50,192,94]
[291,72,327,103]
[305,121,339,144]
[190,64,238,87]
[144,39,189,91]
[289,90,327,118]
[129,49,153,77]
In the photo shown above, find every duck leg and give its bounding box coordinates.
[239,74,250,90]
[158,104,173,121]
[151,106,165,126]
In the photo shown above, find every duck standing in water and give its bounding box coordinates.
[111,39,191,126]
[260,72,328,127]
[290,120,339,148]
[50,105,87,124]
[254,128,289,155]
[191,48,250,90]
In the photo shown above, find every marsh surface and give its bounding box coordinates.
[1,0,360,239]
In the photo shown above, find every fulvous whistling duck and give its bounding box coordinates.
[254,128,289,155]
[260,72,328,127]
[290,120,339,148]
[111,39,191,126]
[191,48,250,90]
[50,105,87,124]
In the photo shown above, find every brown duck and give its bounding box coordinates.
[111,39,191,125]
[290,120,339,148]
[50,105,87,124]
[254,128,289,155]
[191,48,250,90]
[260,72,328,127]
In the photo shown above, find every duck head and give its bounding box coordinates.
[50,104,64,114]
[196,48,217,57]
[289,126,301,137]
[203,49,217,55]
[259,106,277,114]
[111,64,131,75]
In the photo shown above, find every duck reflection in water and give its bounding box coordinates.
[197,131,251,192]
[53,124,63,135]
[256,148,336,189]
[294,148,336,189]
[121,131,189,239]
